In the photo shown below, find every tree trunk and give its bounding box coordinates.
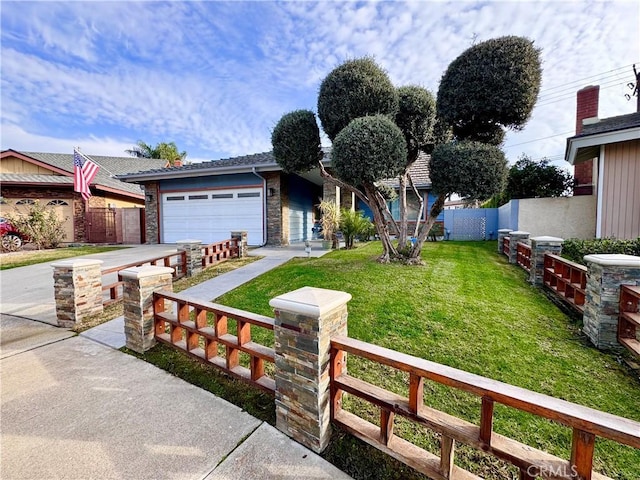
[408,192,446,263]
[398,173,408,249]
[364,183,397,262]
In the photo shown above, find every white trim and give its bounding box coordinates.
[565,127,640,164]
[596,145,605,238]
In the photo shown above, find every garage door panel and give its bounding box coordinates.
[161,188,263,245]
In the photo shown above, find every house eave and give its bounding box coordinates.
[564,127,640,165]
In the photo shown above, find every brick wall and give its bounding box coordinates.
[573,86,599,196]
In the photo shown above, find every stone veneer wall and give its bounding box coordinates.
[270,287,351,453]
[122,266,174,353]
[264,172,283,245]
[52,259,104,327]
[583,255,640,350]
[144,182,160,244]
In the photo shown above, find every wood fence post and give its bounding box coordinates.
[270,287,351,453]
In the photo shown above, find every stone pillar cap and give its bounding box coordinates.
[270,286,352,317]
[531,236,564,242]
[497,229,513,233]
[510,231,530,235]
[119,265,175,279]
[51,259,104,268]
[583,254,640,267]
[176,239,202,244]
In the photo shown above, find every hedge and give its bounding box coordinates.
[561,237,640,265]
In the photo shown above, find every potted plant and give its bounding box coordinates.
[318,200,340,249]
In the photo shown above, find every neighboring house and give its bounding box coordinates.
[565,85,640,240]
[0,150,166,243]
[117,150,441,246]
[117,152,328,246]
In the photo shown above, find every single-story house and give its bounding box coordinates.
[565,85,640,239]
[118,150,441,246]
[0,149,166,243]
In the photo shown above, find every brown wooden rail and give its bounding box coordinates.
[517,242,532,272]
[202,239,239,267]
[330,335,639,480]
[619,285,640,357]
[101,251,187,306]
[502,236,510,256]
[543,254,587,314]
[153,290,275,393]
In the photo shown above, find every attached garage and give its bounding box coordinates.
[161,187,264,245]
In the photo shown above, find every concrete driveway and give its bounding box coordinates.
[0,244,179,325]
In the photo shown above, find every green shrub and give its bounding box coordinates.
[5,200,66,249]
[339,209,374,249]
[562,237,640,264]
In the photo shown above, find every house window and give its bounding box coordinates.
[212,194,233,199]
[188,194,208,200]
[16,199,36,205]
[166,196,185,201]
[47,200,69,206]
[237,192,260,198]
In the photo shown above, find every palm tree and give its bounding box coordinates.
[126,140,187,166]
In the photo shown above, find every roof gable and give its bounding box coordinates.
[1,150,166,197]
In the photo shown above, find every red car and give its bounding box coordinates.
[0,217,29,251]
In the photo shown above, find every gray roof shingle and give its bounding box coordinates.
[12,151,166,196]
[575,111,640,137]
[380,152,432,189]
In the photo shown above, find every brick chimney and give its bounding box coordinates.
[573,85,599,195]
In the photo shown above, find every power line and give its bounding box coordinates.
[504,131,574,149]
[537,63,636,95]
[537,72,632,102]
[535,80,630,108]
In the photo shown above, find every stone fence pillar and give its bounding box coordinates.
[508,231,530,264]
[121,266,174,353]
[52,259,104,328]
[583,254,640,350]
[270,287,352,453]
[176,239,202,277]
[529,236,564,285]
[231,231,248,258]
[497,229,512,254]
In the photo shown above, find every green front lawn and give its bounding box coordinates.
[0,245,127,270]
[215,241,639,479]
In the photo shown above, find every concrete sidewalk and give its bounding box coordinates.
[1,243,349,480]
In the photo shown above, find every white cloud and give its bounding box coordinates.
[1,0,638,167]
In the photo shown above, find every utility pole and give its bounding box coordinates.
[624,64,639,112]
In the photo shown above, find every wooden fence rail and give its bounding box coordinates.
[101,251,187,306]
[543,254,587,314]
[619,285,640,357]
[330,335,639,480]
[517,242,532,272]
[202,239,239,267]
[153,290,275,393]
[502,236,510,257]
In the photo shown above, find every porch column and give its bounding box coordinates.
[270,287,351,453]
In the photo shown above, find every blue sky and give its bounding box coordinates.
[1,1,638,167]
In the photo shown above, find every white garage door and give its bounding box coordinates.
[161,188,264,245]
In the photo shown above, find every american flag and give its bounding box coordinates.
[73,149,100,201]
